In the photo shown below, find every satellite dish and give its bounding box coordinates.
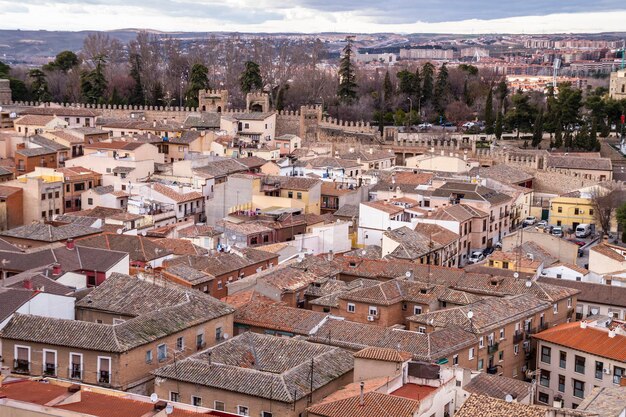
[405,271,412,278]
[116,228,124,235]
[150,393,158,403]
[361,250,367,256]
[223,333,229,340]
[505,394,513,403]
[525,280,532,288]
[513,272,519,279]
[165,404,174,415]
[141,230,147,236]
[467,310,474,320]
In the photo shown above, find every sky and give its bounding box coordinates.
[0,0,625,33]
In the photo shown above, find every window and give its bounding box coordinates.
[558,374,565,392]
[418,326,426,334]
[567,298,572,308]
[589,209,594,215]
[157,344,167,362]
[499,328,505,339]
[540,370,550,387]
[261,412,273,417]
[538,392,549,404]
[574,208,580,215]
[214,401,225,411]
[502,261,509,269]
[43,349,57,376]
[14,346,31,374]
[573,379,585,398]
[368,306,378,316]
[216,327,223,341]
[469,348,475,360]
[514,344,519,355]
[145,350,153,363]
[70,353,83,379]
[192,396,202,406]
[347,303,355,313]
[553,303,558,314]
[170,392,180,402]
[176,337,184,351]
[41,193,46,200]
[575,355,585,374]
[287,191,293,198]
[541,346,552,364]
[479,337,484,349]
[614,367,624,385]
[478,359,484,370]
[595,361,603,380]
[238,405,249,416]
[55,191,59,198]
[453,355,458,365]
[559,351,567,368]
[296,192,302,200]
[558,206,562,213]
[217,280,223,290]
[97,356,111,384]
[196,333,205,350]
[498,351,504,362]
[414,306,422,315]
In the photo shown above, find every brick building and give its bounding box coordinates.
[0,274,234,393]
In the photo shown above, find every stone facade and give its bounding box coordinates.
[198,89,228,112]
[0,79,11,104]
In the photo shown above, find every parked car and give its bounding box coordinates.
[568,239,585,247]
[483,247,496,256]
[522,216,537,227]
[535,220,548,230]
[551,226,564,237]
[462,122,476,129]
[467,250,485,264]
[575,224,592,238]
[441,122,455,127]
[418,122,433,129]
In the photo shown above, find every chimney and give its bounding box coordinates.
[154,400,168,411]
[359,382,365,406]
[580,321,587,329]
[68,384,81,393]
[369,148,373,155]
[53,263,62,276]
[66,239,75,250]
[608,330,616,338]
[23,279,33,290]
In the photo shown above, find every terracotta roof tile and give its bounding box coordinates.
[307,391,419,417]
[353,347,413,362]
[533,321,626,362]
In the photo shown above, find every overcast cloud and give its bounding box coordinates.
[0,0,624,32]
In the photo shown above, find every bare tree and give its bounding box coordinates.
[590,184,625,235]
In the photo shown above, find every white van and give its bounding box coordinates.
[575,224,591,238]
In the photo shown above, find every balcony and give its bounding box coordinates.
[13,359,30,374]
[487,342,499,354]
[487,366,499,375]
[69,366,82,380]
[98,371,111,385]
[43,363,57,376]
[513,332,525,344]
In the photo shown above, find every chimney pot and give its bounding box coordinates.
[66,239,75,250]
[23,279,33,290]
[359,381,365,406]
[67,384,81,393]
[53,263,62,276]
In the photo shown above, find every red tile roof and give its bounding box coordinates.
[533,322,626,362]
[390,383,437,401]
[307,391,419,417]
[353,347,413,363]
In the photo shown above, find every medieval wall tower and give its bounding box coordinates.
[198,89,228,113]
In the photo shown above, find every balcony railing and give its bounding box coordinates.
[69,366,82,380]
[13,359,30,374]
[43,363,57,376]
[513,332,525,344]
[98,371,111,385]
[487,342,499,354]
[487,366,498,374]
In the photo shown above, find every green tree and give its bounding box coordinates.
[239,61,263,96]
[421,62,435,104]
[128,53,144,106]
[44,51,79,72]
[383,70,393,111]
[28,69,52,102]
[185,63,210,108]
[81,55,108,104]
[433,63,449,116]
[504,91,537,138]
[574,123,590,150]
[554,118,563,148]
[531,108,544,148]
[484,88,495,134]
[0,60,10,78]
[496,80,508,112]
[494,111,503,140]
[337,37,357,104]
[590,120,600,151]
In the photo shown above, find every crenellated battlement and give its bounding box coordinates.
[9,101,201,113]
[318,116,376,133]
